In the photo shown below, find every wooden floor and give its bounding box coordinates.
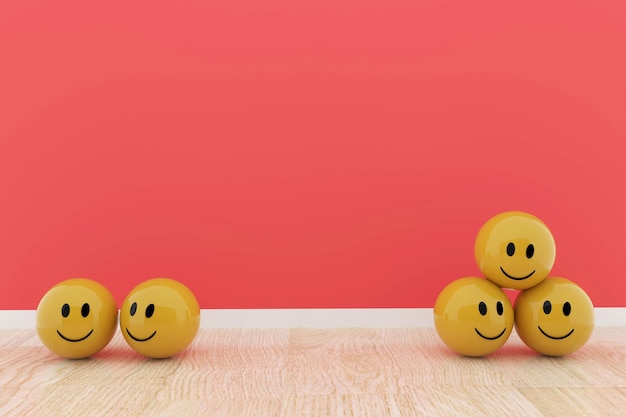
[0,327,624,416]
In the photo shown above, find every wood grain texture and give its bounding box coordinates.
[0,327,624,416]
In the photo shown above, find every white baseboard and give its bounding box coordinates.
[1,308,624,329]
[200,308,434,328]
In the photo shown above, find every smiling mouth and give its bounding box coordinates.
[126,328,157,342]
[538,326,574,340]
[57,329,93,342]
[475,327,507,340]
[500,267,535,280]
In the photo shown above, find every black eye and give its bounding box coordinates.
[543,300,552,314]
[526,244,535,258]
[506,242,515,256]
[563,302,571,316]
[478,302,487,315]
[81,303,90,317]
[496,301,504,315]
[130,302,137,316]
[146,304,155,318]
[61,303,70,317]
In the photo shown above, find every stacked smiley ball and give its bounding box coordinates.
[434,211,594,357]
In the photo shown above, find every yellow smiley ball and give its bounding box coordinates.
[434,277,514,357]
[120,278,200,358]
[514,277,594,356]
[36,278,118,359]
[474,211,556,290]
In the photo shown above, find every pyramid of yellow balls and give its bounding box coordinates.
[434,211,594,357]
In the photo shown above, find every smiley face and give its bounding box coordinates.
[514,277,594,356]
[434,277,514,357]
[474,211,556,290]
[36,278,118,359]
[120,278,200,358]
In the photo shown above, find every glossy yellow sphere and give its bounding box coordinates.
[434,277,514,357]
[120,278,200,358]
[515,277,594,356]
[36,278,118,359]
[475,211,556,290]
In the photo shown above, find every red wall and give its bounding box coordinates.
[2,1,625,309]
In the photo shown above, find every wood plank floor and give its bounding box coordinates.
[0,327,624,416]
